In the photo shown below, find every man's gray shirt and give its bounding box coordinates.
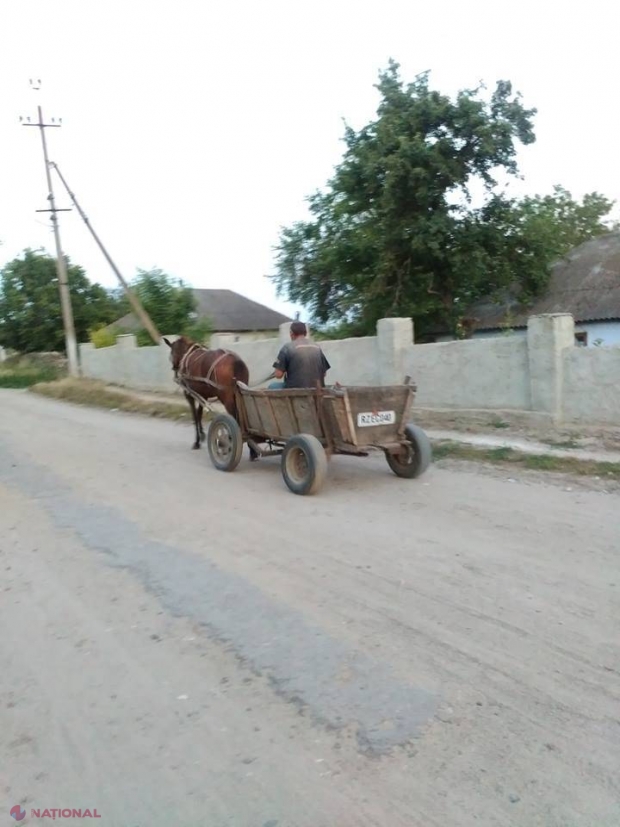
[273,337,331,389]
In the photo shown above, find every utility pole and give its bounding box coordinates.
[21,79,79,376]
[50,162,161,345]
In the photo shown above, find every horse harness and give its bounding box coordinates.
[174,342,279,410]
[174,343,230,409]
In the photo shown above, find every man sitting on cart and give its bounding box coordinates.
[268,321,331,389]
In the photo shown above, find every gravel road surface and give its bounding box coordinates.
[1,390,618,826]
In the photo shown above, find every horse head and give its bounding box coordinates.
[163,335,196,374]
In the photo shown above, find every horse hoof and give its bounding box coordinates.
[192,443,200,450]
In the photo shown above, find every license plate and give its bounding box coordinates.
[357,410,396,427]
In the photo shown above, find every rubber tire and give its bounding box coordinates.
[207,413,244,472]
[386,423,432,479]
[281,434,328,495]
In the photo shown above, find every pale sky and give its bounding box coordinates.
[1,0,618,323]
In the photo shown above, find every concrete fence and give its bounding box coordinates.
[78,314,620,426]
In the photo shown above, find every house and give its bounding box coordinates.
[437,233,620,346]
[108,288,292,343]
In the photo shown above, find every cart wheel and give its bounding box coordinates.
[386,424,432,479]
[281,434,328,495]
[207,413,244,472]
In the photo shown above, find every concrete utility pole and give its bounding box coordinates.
[21,79,79,376]
[50,162,161,345]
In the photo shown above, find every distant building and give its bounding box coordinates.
[107,288,292,343]
[435,233,620,346]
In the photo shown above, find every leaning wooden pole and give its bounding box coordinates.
[50,162,161,345]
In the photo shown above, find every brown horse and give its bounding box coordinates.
[163,336,252,452]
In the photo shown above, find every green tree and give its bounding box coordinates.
[129,268,212,345]
[0,249,122,353]
[272,62,615,338]
[502,186,616,298]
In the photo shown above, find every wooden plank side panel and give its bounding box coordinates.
[244,396,263,432]
[344,385,415,447]
[238,388,324,441]
[291,397,323,437]
[322,397,353,445]
[271,396,296,437]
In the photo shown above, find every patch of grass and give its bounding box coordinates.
[540,437,581,450]
[489,418,510,429]
[29,378,194,420]
[0,367,60,388]
[431,440,620,480]
[0,354,64,388]
[488,446,514,461]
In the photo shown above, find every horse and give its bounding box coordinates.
[163,335,254,454]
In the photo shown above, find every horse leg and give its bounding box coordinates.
[186,392,201,450]
[198,403,206,443]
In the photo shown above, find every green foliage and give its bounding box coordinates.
[0,249,123,353]
[501,186,617,300]
[129,269,212,345]
[272,62,616,338]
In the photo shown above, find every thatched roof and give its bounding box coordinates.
[111,288,292,333]
[468,233,620,331]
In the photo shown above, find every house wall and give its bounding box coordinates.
[209,329,281,345]
[437,320,620,347]
[78,315,620,426]
[572,321,620,347]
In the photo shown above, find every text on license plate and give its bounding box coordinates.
[357,410,396,427]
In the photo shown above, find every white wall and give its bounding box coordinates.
[77,316,620,426]
[563,345,620,424]
[406,336,531,410]
[320,337,379,385]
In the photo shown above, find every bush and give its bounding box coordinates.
[90,324,118,349]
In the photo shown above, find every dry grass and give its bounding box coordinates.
[30,378,191,420]
[432,440,620,480]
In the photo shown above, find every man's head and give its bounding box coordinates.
[290,321,307,340]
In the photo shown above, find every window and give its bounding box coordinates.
[575,331,588,347]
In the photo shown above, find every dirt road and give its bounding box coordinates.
[1,389,618,827]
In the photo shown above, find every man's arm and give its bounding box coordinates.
[273,346,289,380]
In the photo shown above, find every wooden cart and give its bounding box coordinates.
[206,379,432,495]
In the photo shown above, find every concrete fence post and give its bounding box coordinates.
[116,334,137,350]
[376,318,414,385]
[527,313,575,421]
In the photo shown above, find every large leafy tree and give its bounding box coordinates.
[129,268,211,345]
[0,249,121,353]
[272,62,615,338]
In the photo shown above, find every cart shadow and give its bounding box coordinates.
[239,450,431,495]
